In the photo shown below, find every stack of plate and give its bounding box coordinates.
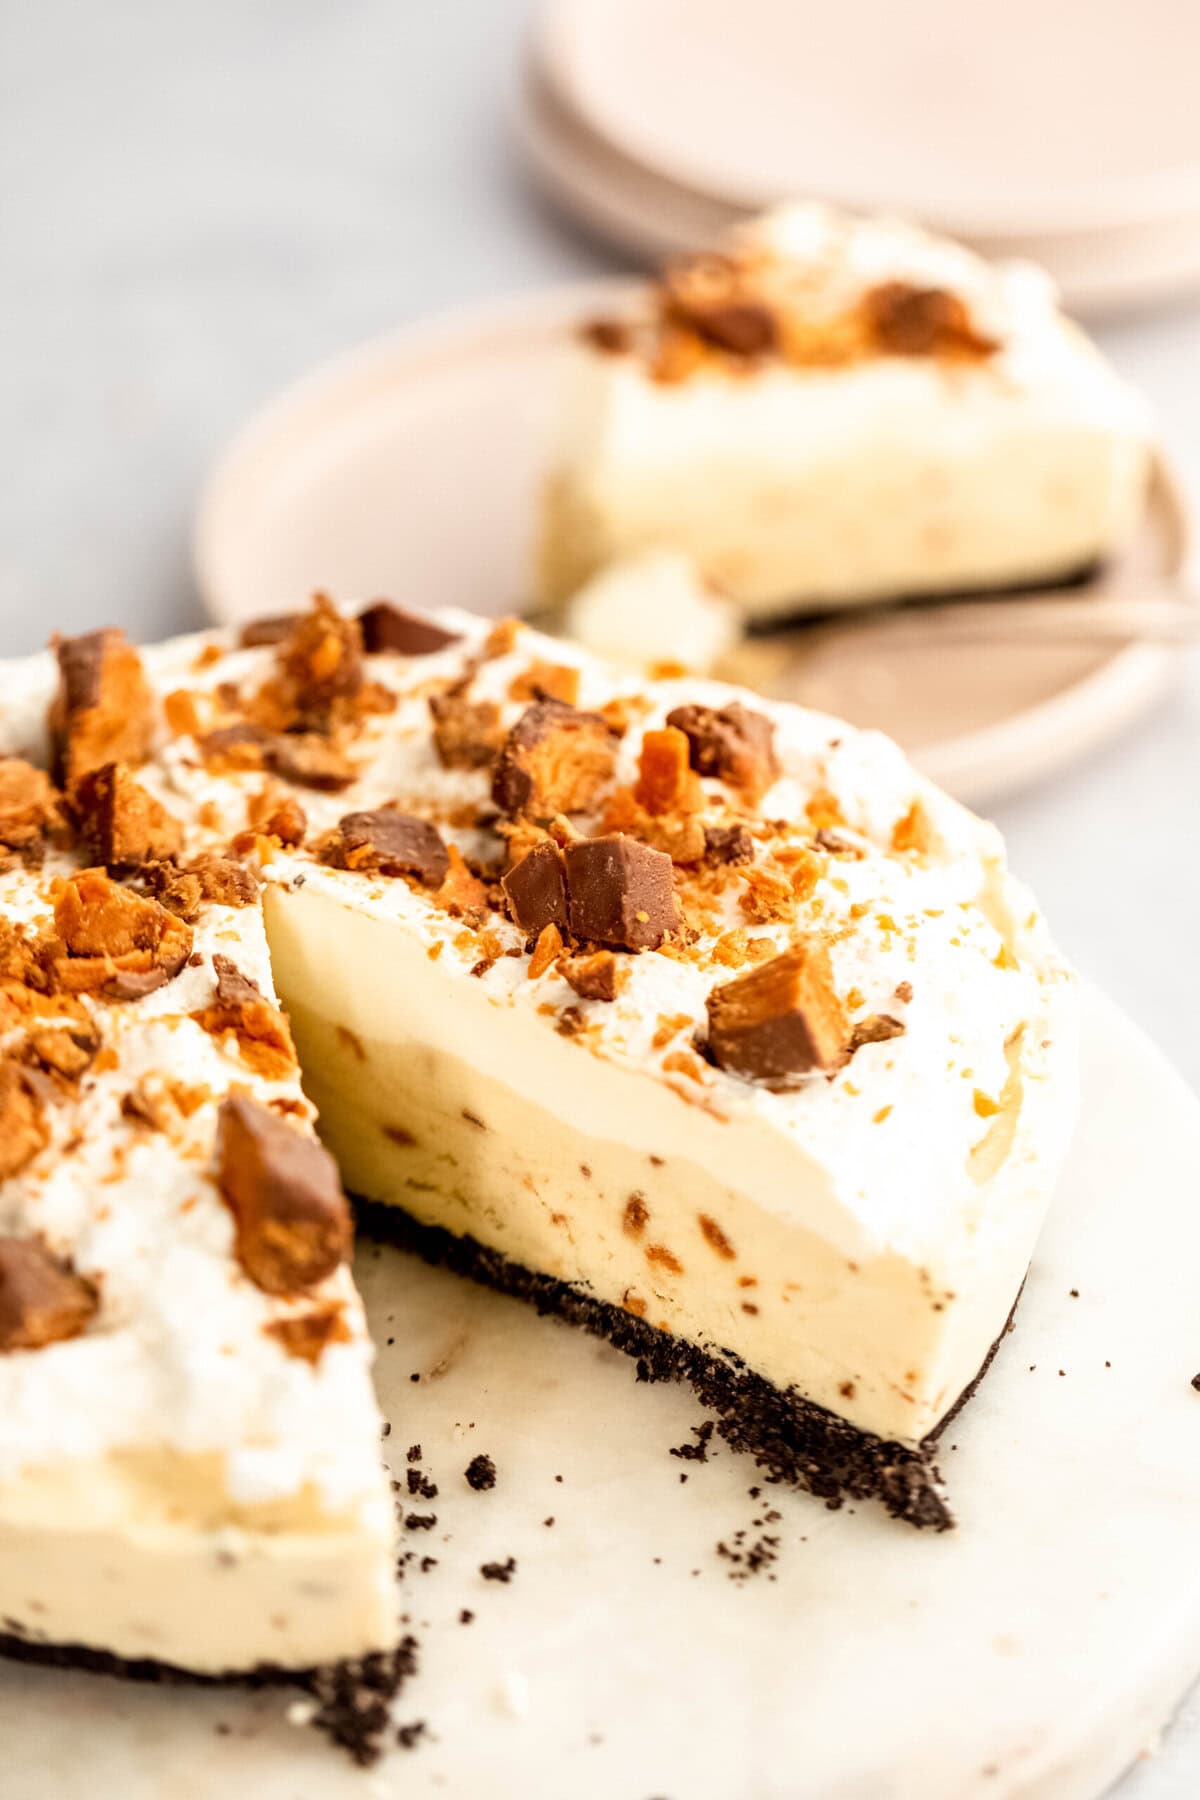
[515,0,1200,315]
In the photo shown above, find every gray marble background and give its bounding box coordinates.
[2,3,1198,1789]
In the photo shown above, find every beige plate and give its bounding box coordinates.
[195,281,1192,811]
[533,0,1200,314]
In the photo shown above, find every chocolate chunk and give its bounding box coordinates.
[562,950,620,1002]
[0,1062,49,1179]
[328,809,450,886]
[50,629,155,791]
[429,691,504,770]
[666,702,780,802]
[217,1095,352,1295]
[267,732,358,792]
[0,1237,97,1352]
[849,1013,906,1052]
[50,871,193,1001]
[581,317,632,355]
[0,759,65,852]
[684,300,778,356]
[359,602,461,657]
[864,282,997,358]
[501,840,568,935]
[238,612,304,647]
[564,834,680,951]
[491,700,616,820]
[72,762,184,873]
[195,953,296,1079]
[706,941,847,1087]
[704,823,755,866]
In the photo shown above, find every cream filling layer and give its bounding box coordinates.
[265,883,1077,1447]
[0,1449,396,1672]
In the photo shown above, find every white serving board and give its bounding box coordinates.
[193,282,1192,814]
[2,979,1198,1799]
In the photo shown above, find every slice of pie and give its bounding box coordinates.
[0,595,1076,1711]
[536,202,1151,617]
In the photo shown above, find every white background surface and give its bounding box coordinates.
[2,5,1198,1791]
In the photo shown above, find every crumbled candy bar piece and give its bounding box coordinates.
[198,722,272,773]
[429,691,504,770]
[562,949,621,1002]
[706,941,847,1087]
[704,823,755,866]
[144,854,257,921]
[238,612,303,647]
[663,259,779,356]
[634,727,703,818]
[254,792,307,846]
[864,282,997,359]
[277,595,363,720]
[28,1016,99,1080]
[72,762,184,873]
[359,601,461,656]
[0,1062,49,1179]
[502,840,568,935]
[508,661,581,707]
[527,922,564,980]
[217,1095,352,1296]
[666,702,780,802]
[492,700,616,820]
[0,1237,97,1351]
[194,954,296,1079]
[264,1302,352,1365]
[849,1013,906,1052]
[267,732,358,792]
[50,870,193,1001]
[327,809,450,886]
[0,759,65,852]
[49,629,155,791]
[437,844,489,919]
[564,834,680,951]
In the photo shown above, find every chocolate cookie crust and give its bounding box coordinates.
[355,1201,1023,1531]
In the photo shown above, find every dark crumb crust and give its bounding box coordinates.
[358,1200,1022,1532]
[0,1632,417,1767]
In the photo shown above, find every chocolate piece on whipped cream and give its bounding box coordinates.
[0,1237,97,1352]
[0,760,65,853]
[194,954,296,1079]
[200,723,358,792]
[0,1062,49,1179]
[49,629,154,792]
[501,840,568,936]
[849,1012,907,1052]
[217,1095,352,1296]
[666,702,780,803]
[239,613,304,648]
[73,762,184,874]
[663,260,779,357]
[864,281,996,358]
[327,809,450,887]
[706,941,848,1086]
[562,949,621,1002]
[491,700,616,820]
[359,601,461,657]
[704,823,755,866]
[277,595,364,721]
[563,834,680,952]
[428,690,504,770]
[49,871,193,1002]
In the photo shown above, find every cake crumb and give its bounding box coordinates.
[480,1557,517,1583]
[465,1453,497,1491]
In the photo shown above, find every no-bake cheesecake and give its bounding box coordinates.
[0,595,1076,1703]
[538,203,1151,617]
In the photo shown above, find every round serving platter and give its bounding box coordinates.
[1,981,1198,1798]
[195,280,1193,812]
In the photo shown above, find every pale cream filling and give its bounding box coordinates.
[265,883,1076,1447]
[0,1450,396,1671]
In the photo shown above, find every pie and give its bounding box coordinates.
[0,596,1078,1744]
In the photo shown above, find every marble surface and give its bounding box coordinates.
[2,4,1198,1791]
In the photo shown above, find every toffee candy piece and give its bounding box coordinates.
[502,840,568,935]
[217,1095,352,1296]
[706,941,847,1086]
[491,700,616,820]
[359,601,461,657]
[72,762,184,874]
[428,690,504,770]
[0,1062,49,1181]
[49,629,155,792]
[329,809,450,887]
[0,759,64,852]
[865,281,997,358]
[564,834,680,952]
[562,949,621,1002]
[0,1237,97,1352]
[666,701,780,802]
[704,822,755,866]
[278,594,364,717]
[51,870,193,1002]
